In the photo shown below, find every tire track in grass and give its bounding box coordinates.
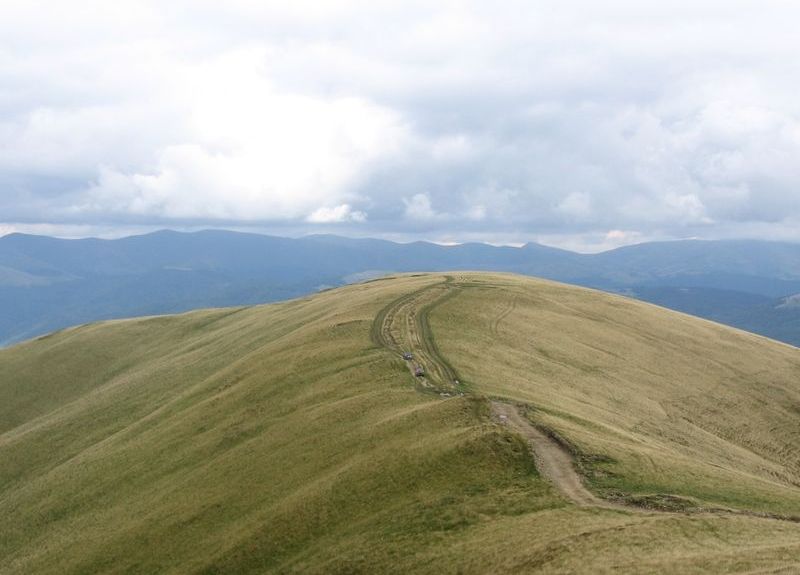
[372,276,462,394]
[371,275,800,520]
[490,296,517,336]
[371,275,609,505]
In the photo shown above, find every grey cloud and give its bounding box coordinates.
[2,1,800,251]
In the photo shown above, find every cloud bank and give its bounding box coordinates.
[2,1,800,250]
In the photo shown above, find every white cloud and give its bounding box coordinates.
[403,193,437,220]
[663,193,712,225]
[2,1,800,245]
[430,134,475,162]
[466,205,487,221]
[557,192,592,220]
[65,47,410,222]
[306,204,366,223]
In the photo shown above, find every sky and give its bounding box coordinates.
[2,1,800,252]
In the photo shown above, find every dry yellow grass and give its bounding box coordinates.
[1,272,799,573]
[431,273,800,515]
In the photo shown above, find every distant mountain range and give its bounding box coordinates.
[2,229,800,347]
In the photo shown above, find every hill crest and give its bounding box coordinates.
[2,272,800,573]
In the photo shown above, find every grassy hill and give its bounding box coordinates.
[1,273,800,573]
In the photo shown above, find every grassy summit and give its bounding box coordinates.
[1,273,799,573]
[430,274,800,515]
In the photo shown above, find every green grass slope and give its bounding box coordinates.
[1,272,799,574]
[432,273,800,515]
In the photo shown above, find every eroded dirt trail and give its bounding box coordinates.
[372,277,604,506]
[491,401,604,507]
[371,277,800,522]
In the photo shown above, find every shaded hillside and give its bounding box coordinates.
[2,273,800,573]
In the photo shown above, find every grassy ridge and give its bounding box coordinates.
[0,275,554,574]
[430,273,800,516]
[1,272,800,573]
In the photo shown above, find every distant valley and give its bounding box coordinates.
[2,229,800,347]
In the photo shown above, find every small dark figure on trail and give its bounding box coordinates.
[402,352,413,360]
[414,366,424,377]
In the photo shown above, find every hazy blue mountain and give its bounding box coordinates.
[2,230,800,347]
[588,240,800,296]
[626,286,800,346]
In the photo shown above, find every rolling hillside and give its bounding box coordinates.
[1,273,800,573]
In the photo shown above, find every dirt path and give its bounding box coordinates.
[371,277,800,521]
[372,277,604,505]
[491,401,605,507]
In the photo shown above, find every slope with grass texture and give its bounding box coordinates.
[430,273,800,516]
[1,272,800,574]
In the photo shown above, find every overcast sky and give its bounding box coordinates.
[2,1,800,251]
